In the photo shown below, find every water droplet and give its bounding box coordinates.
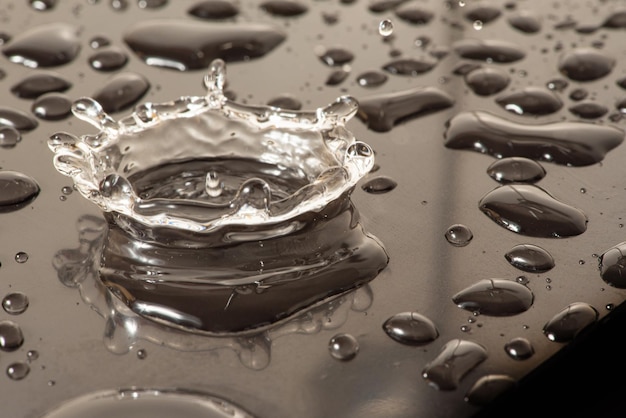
[6,362,30,381]
[317,47,354,67]
[464,67,510,96]
[356,71,388,88]
[15,252,29,264]
[558,48,616,82]
[1,23,80,68]
[0,171,40,213]
[395,5,433,25]
[504,337,534,360]
[444,111,624,166]
[508,11,542,33]
[478,184,588,238]
[504,244,554,273]
[486,157,546,184]
[89,35,111,49]
[569,88,588,101]
[0,320,25,351]
[473,20,484,30]
[422,339,487,391]
[382,312,439,345]
[32,93,72,121]
[30,0,57,11]
[0,107,39,132]
[137,348,147,359]
[444,224,473,247]
[328,333,359,361]
[379,19,394,36]
[10,71,72,99]
[48,380,56,386]
[361,176,397,194]
[137,0,168,9]
[124,20,286,71]
[88,47,129,72]
[598,242,626,288]
[62,186,74,195]
[465,374,516,406]
[453,39,525,63]
[266,94,302,111]
[452,278,534,316]
[2,292,29,315]
[569,101,609,119]
[546,78,568,92]
[465,4,501,25]
[27,350,39,362]
[0,126,21,149]
[325,68,350,86]
[260,0,308,17]
[188,1,240,20]
[496,87,563,116]
[543,302,598,342]
[382,57,437,76]
[357,87,454,132]
[92,72,150,113]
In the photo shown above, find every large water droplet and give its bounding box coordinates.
[465,67,510,96]
[328,333,359,361]
[0,171,40,213]
[464,374,515,406]
[1,23,80,68]
[453,39,525,63]
[478,184,588,238]
[505,244,554,272]
[88,47,129,72]
[569,101,608,119]
[464,5,501,25]
[356,87,454,132]
[444,111,624,166]
[508,11,542,33]
[2,292,29,315]
[0,107,39,132]
[0,320,24,351]
[260,0,308,17]
[543,302,598,342]
[124,20,286,71]
[394,5,434,25]
[452,278,534,316]
[496,87,563,116]
[504,336,534,360]
[382,57,437,76]
[422,339,488,391]
[486,157,546,184]
[6,362,30,381]
[444,224,473,247]
[558,48,616,81]
[32,93,72,121]
[92,72,150,113]
[598,242,626,288]
[188,1,240,20]
[10,71,71,99]
[382,311,439,345]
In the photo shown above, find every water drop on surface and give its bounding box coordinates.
[328,333,359,361]
[260,0,308,17]
[2,292,29,315]
[504,337,534,360]
[361,176,397,194]
[464,5,501,25]
[558,48,616,81]
[569,102,609,119]
[32,93,72,121]
[6,362,30,381]
[356,71,388,88]
[10,72,72,99]
[137,348,147,359]
[325,69,350,86]
[444,224,473,247]
[496,87,563,116]
[1,23,80,68]
[0,126,21,149]
[15,252,29,263]
[508,11,542,33]
[137,0,168,9]
[317,47,354,67]
[188,1,240,20]
[598,242,626,288]
[472,20,483,30]
[453,39,525,63]
[395,5,434,25]
[505,244,554,273]
[543,302,598,343]
[464,67,510,96]
[27,350,39,362]
[89,35,111,49]
[30,0,58,11]
[382,312,439,345]
[88,47,129,72]
[0,108,39,132]
[486,157,546,184]
[452,278,534,316]
[92,72,150,113]
[0,320,25,351]
[465,375,516,406]
[0,172,40,213]
[379,19,394,36]
[422,339,487,391]
[382,58,437,76]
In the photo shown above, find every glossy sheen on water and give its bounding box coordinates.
[317,47,354,67]
[2,292,29,315]
[40,388,256,418]
[486,157,546,184]
[88,47,129,72]
[266,94,302,111]
[0,107,38,132]
[10,72,71,99]
[543,302,598,343]
[15,251,29,263]
[260,0,308,17]
[558,48,616,81]
[187,1,240,20]
[6,362,30,381]
[0,320,24,351]
[452,279,534,316]
[464,67,510,96]
[356,86,454,132]
[1,23,80,68]
[478,184,588,238]
[356,71,388,88]
[328,333,359,361]
[464,375,515,406]
[361,176,397,194]
[91,72,150,113]
[378,19,394,36]
[31,93,72,121]
[453,39,525,63]
[422,339,488,391]
[598,241,626,288]
[382,311,439,345]
[444,224,473,247]
[444,111,625,166]
[123,20,286,70]
[382,58,437,76]
[504,337,534,360]
[495,87,563,116]
[0,171,40,213]
[29,0,57,11]
[504,244,554,273]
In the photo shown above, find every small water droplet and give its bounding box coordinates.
[32,93,72,121]
[486,157,546,184]
[504,337,534,360]
[444,224,473,247]
[92,72,150,113]
[473,20,484,30]
[452,278,534,316]
[317,47,354,67]
[188,1,240,20]
[328,333,359,361]
[48,380,56,386]
[0,127,21,149]
[422,339,487,391]
[465,67,510,96]
[89,35,111,49]
[2,292,29,315]
[0,108,39,132]
[356,71,388,88]
[508,11,542,33]
[10,71,72,99]
[15,252,29,264]
[543,302,598,342]
[453,39,525,63]
[465,375,516,406]
[382,58,437,76]
[260,0,308,17]
[88,47,129,72]
[505,244,554,272]
[30,0,58,11]
[598,242,626,288]
[0,320,25,351]
[6,362,30,381]
[379,19,394,36]
[382,312,439,345]
[569,101,609,119]
[62,186,73,195]
[26,350,39,362]
[137,348,147,359]
[137,0,168,9]
[361,176,397,194]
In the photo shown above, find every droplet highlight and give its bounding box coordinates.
[422,339,488,391]
[504,244,555,273]
[452,278,534,316]
[543,302,598,342]
[382,312,439,345]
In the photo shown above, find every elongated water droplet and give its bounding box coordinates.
[0,107,38,132]
[0,171,40,213]
[504,337,534,360]
[382,311,439,345]
[357,87,454,132]
[188,1,240,20]
[30,0,57,11]
[465,5,501,25]
[452,278,534,316]
[569,102,608,119]
[558,48,615,81]
[317,47,354,67]
[444,111,624,167]
[598,242,626,288]
[508,11,542,33]
[92,72,150,113]
[326,68,350,86]
[328,333,359,361]
[260,0,308,17]
[465,375,515,406]
[465,67,510,96]
[138,0,168,9]
[88,47,129,72]
[205,171,223,197]
[6,362,29,381]
[444,224,473,247]
[479,184,588,238]
[32,93,72,121]
[486,157,546,184]
[356,71,388,88]
[2,292,29,315]
[543,302,598,342]
[361,176,397,194]
[505,244,554,272]
[382,58,437,76]
[453,39,525,63]
[0,320,24,351]
[1,23,80,68]
[395,5,433,25]
[10,71,71,99]
[496,87,563,116]
[422,339,488,391]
